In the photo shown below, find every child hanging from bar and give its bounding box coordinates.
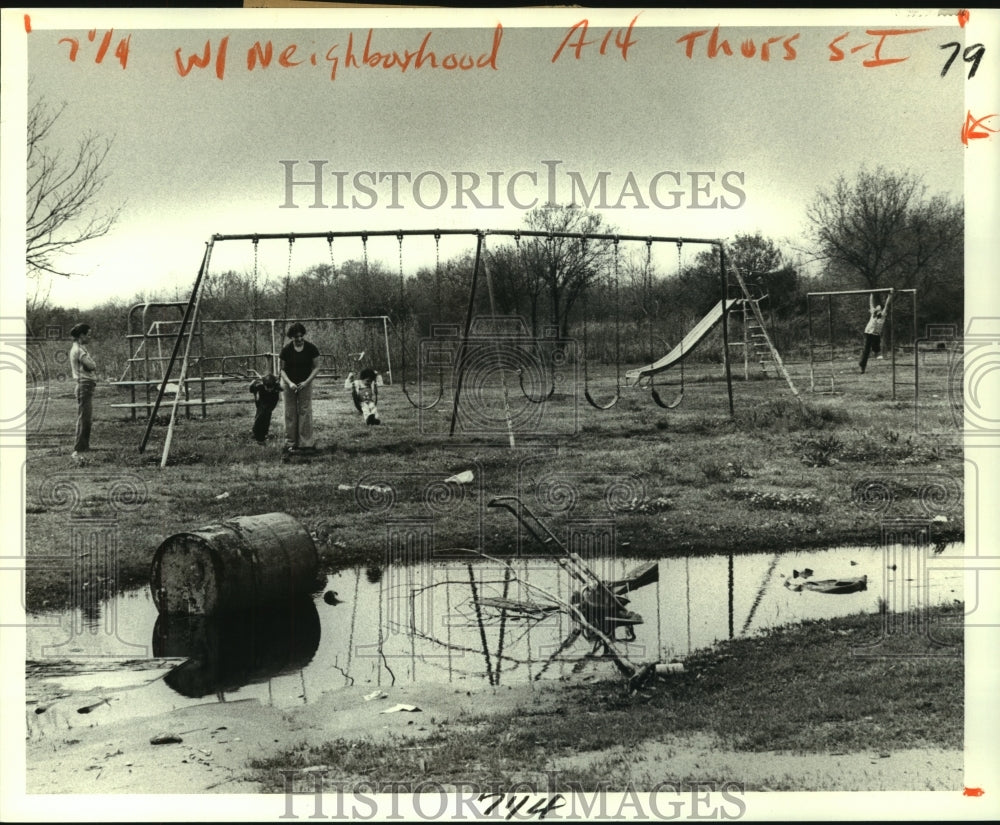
[345,367,383,425]
[249,372,282,443]
[859,290,892,374]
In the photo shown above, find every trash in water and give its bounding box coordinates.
[150,733,183,745]
[77,698,110,714]
[785,575,868,594]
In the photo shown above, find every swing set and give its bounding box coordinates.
[137,228,743,465]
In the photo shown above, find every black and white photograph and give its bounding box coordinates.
[2,6,998,821]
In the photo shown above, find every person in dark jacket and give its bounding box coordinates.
[249,373,282,443]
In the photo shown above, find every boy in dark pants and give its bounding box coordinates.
[859,291,892,374]
[249,373,282,443]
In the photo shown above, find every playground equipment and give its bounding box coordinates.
[626,299,740,382]
[138,228,741,465]
[807,287,918,400]
[115,305,390,421]
[581,237,623,410]
[626,262,800,401]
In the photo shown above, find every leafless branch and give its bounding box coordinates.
[26,96,123,280]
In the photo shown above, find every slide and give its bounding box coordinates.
[625,299,740,382]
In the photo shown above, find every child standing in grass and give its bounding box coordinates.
[249,373,281,443]
[69,322,98,461]
[345,367,383,425]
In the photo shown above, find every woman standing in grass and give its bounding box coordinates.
[69,323,98,461]
[279,323,321,453]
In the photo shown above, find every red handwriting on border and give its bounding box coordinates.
[958,10,970,28]
[962,787,984,797]
[175,27,503,81]
[676,27,799,61]
[24,14,31,33]
[58,29,131,69]
[828,28,928,67]
[962,110,999,146]
[175,37,229,79]
[552,16,639,62]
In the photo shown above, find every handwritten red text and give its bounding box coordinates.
[827,28,929,68]
[174,27,503,81]
[676,27,799,62]
[59,29,131,69]
[552,16,639,62]
[962,110,999,146]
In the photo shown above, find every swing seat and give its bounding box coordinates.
[651,386,683,409]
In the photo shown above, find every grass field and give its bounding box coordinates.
[248,602,964,792]
[22,344,964,613]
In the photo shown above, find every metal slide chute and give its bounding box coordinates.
[626,299,740,384]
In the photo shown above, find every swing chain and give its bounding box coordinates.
[434,233,442,320]
[397,232,406,322]
[362,234,369,275]
[283,234,295,321]
[327,232,336,274]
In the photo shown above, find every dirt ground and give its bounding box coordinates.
[23,668,962,796]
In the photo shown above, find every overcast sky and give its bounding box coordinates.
[6,8,983,310]
[2,9,999,823]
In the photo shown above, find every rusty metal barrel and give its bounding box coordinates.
[150,512,319,616]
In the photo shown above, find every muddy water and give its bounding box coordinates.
[25,543,963,739]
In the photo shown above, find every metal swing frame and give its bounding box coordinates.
[581,236,623,411]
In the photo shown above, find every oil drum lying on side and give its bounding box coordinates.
[150,512,319,616]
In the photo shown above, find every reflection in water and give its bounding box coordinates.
[152,597,321,698]
[26,544,965,708]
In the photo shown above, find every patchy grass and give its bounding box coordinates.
[23,355,963,612]
[248,602,964,792]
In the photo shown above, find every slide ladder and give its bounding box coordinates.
[741,296,776,377]
[730,270,800,399]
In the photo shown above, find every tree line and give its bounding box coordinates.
[27,94,963,366]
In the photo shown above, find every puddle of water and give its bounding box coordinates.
[25,543,964,739]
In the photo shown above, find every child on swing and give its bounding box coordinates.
[345,367,383,425]
[249,372,282,443]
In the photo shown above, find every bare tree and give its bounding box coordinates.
[806,166,962,291]
[26,97,122,282]
[519,205,616,338]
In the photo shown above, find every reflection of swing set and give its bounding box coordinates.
[387,495,661,689]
